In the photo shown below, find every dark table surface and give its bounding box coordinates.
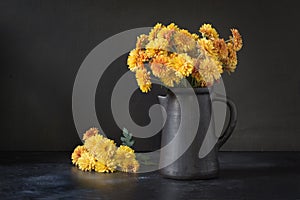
[0,151,299,200]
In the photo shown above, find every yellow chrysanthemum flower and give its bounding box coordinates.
[166,23,180,32]
[199,24,219,39]
[173,30,197,53]
[136,34,149,49]
[198,57,222,85]
[84,134,104,153]
[156,26,173,41]
[146,37,169,51]
[160,68,182,87]
[72,128,142,174]
[145,48,167,59]
[71,145,87,166]
[84,134,117,171]
[127,49,142,72]
[77,151,95,172]
[148,23,164,40]
[119,160,140,173]
[115,145,139,173]
[135,68,152,93]
[127,22,242,90]
[117,145,135,155]
[198,39,218,60]
[94,161,108,172]
[192,33,199,40]
[127,49,149,72]
[85,134,117,158]
[167,53,194,77]
[94,160,114,173]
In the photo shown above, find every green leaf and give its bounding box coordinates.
[123,128,129,135]
[121,128,135,148]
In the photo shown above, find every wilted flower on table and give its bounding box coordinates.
[83,127,99,141]
[94,160,112,173]
[71,128,140,173]
[77,151,95,172]
[115,145,139,173]
[84,134,117,171]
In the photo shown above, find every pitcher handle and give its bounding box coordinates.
[213,95,238,148]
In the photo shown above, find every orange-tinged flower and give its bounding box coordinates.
[71,145,87,165]
[191,69,207,87]
[223,42,238,72]
[127,49,148,72]
[150,55,169,77]
[230,29,243,51]
[213,38,228,60]
[83,127,99,141]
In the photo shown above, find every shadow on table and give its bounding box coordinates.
[70,167,139,199]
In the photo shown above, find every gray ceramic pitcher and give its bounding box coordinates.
[158,87,237,180]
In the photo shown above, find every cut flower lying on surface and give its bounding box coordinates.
[71,128,139,173]
[127,23,243,92]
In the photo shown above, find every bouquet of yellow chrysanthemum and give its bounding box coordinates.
[71,128,139,173]
[127,23,243,93]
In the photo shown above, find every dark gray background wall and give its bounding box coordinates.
[1,0,299,151]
